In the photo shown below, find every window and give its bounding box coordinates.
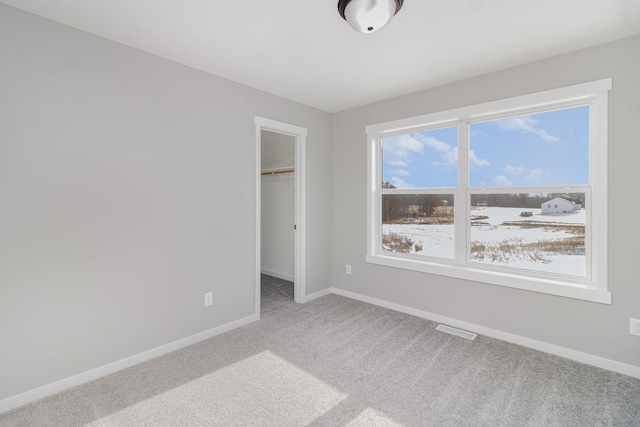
[366,79,611,303]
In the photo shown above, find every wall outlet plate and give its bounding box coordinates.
[631,318,640,336]
[346,264,352,275]
[204,292,213,307]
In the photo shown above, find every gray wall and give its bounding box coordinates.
[332,35,640,368]
[0,4,332,401]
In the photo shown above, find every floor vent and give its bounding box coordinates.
[436,324,477,340]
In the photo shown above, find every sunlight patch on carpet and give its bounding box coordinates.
[346,408,405,426]
[89,351,347,426]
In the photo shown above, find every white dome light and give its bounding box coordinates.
[338,0,404,34]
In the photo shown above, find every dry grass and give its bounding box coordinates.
[382,232,413,253]
[471,219,585,263]
[389,217,454,225]
[384,205,454,225]
[471,236,585,263]
[502,221,584,235]
[432,206,454,218]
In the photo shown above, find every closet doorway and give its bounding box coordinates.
[254,117,307,316]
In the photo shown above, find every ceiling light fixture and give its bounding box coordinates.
[338,0,404,34]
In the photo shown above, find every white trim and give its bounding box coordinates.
[300,287,333,303]
[255,117,308,308]
[592,90,608,292]
[366,133,378,256]
[365,79,612,135]
[366,79,611,303]
[331,288,640,379]
[255,117,308,138]
[294,129,307,304]
[255,122,263,318]
[0,314,259,415]
[366,254,611,304]
[260,268,294,283]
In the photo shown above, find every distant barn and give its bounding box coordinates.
[541,196,581,214]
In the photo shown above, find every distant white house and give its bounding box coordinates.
[541,197,581,214]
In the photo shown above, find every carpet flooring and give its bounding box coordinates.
[1,275,639,426]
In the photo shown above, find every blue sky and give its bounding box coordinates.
[382,105,590,188]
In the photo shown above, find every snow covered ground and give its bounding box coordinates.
[472,206,585,226]
[382,207,586,276]
[384,223,454,259]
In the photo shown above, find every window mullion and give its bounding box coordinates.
[455,122,469,264]
[368,134,381,255]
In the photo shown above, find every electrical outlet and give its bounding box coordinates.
[204,292,213,307]
[346,264,352,275]
[631,318,640,336]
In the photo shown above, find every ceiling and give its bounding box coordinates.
[2,0,640,113]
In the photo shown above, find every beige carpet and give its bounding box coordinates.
[1,275,639,426]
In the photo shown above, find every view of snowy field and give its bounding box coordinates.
[383,207,586,276]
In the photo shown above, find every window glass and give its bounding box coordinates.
[382,127,458,188]
[470,193,586,276]
[469,106,589,187]
[382,194,454,259]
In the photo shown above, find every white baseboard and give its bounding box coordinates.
[4,287,638,415]
[331,288,640,379]
[301,287,332,303]
[260,268,294,282]
[0,313,259,415]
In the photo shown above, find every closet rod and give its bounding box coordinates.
[260,168,294,176]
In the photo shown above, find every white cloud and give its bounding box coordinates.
[388,160,407,167]
[492,175,512,186]
[422,136,450,152]
[387,133,457,169]
[535,129,559,142]
[498,116,559,142]
[526,168,544,181]
[502,164,525,176]
[499,116,536,133]
[431,147,489,168]
[382,135,424,167]
[396,135,424,153]
[392,169,409,176]
[470,150,490,167]
[415,134,456,167]
[443,149,458,166]
[432,146,458,167]
[385,133,489,181]
[390,176,412,188]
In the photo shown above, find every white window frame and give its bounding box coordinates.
[366,79,611,304]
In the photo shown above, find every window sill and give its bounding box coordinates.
[366,254,611,304]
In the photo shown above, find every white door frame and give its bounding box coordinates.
[255,116,307,315]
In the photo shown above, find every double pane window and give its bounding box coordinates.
[367,80,610,303]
